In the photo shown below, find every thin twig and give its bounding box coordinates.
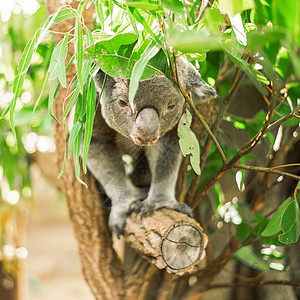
[266,106,300,132]
[171,50,227,164]
[234,164,300,181]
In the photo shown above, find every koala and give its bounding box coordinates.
[86,57,217,236]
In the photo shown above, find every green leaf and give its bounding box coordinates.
[226,51,268,96]
[73,125,87,187]
[87,0,97,8]
[85,33,167,79]
[204,8,225,35]
[128,7,162,46]
[219,0,242,16]
[261,197,291,236]
[82,77,96,173]
[272,0,300,46]
[234,246,270,271]
[48,33,69,88]
[129,40,160,107]
[48,79,60,123]
[279,199,300,244]
[76,18,84,93]
[96,0,105,28]
[86,27,94,48]
[53,8,76,23]
[247,28,286,52]
[161,0,185,14]
[178,111,201,175]
[68,121,83,158]
[168,29,222,53]
[11,35,36,134]
[126,1,163,12]
[236,222,254,244]
[63,86,80,119]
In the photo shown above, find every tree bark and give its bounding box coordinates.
[45,1,124,299]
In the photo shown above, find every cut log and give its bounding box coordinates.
[124,208,208,276]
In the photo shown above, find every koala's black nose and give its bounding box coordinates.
[135,108,159,146]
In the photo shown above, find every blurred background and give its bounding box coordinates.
[0,0,93,299]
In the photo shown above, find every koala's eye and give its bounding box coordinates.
[118,100,128,107]
[167,104,175,110]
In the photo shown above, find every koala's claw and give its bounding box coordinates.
[132,196,193,219]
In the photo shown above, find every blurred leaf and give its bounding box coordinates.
[226,51,268,95]
[204,8,225,35]
[168,29,222,53]
[229,13,247,46]
[236,221,254,243]
[234,246,270,270]
[272,0,300,46]
[126,0,163,12]
[252,0,272,26]
[279,199,300,244]
[96,0,105,28]
[161,0,185,14]
[247,28,286,51]
[219,0,243,16]
[11,35,37,134]
[86,27,94,48]
[261,197,291,236]
[178,111,201,175]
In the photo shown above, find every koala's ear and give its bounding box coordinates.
[94,69,114,92]
[176,57,217,102]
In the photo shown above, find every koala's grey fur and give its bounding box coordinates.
[86,57,217,236]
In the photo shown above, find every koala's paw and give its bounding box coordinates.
[135,195,193,219]
[109,205,129,238]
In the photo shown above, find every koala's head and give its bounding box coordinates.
[95,57,216,146]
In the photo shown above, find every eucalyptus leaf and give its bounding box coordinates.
[85,33,167,79]
[53,8,76,23]
[68,121,83,158]
[82,77,96,173]
[129,40,161,107]
[76,18,84,93]
[48,79,60,123]
[178,111,201,175]
[48,33,69,88]
[11,35,37,134]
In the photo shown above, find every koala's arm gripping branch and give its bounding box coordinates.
[124,208,208,276]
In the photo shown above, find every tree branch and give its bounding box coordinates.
[185,55,247,205]
[190,91,279,209]
[234,164,300,181]
[171,50,227,165]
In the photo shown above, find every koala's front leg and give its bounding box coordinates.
[86,138,146,236]
[141,130,193,217]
